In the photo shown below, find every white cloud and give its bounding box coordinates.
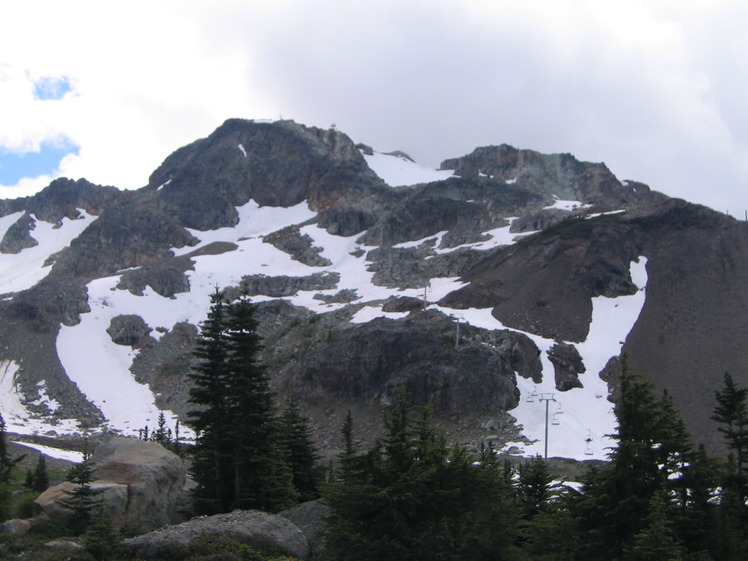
[0,1,747,214]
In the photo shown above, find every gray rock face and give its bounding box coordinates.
[440,144,647,208]
[0,213,38,254]
[279,501,330,556]
[264,225,332,267]
[288,310,522,414]
[107,315,153,347]
[548,342,586,391]
[124,510,310,560]
[240,272,340,297]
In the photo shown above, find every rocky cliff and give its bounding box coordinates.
[0,118,744,458]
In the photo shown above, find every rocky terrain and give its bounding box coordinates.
[0,118,744,460]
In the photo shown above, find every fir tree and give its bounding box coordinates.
[574,363,693,561]
[628,490,685,561]
[0,412,23,484]
[58,452,101,535]
[30,454,49,492]
[187,289,296,514]
[279,396,322,502]
[324,391,518,561]
[223,291,295,512]
[187,289,234,514]
[712,373,748,506]
[85,501,122,560]
[152,411,171,445]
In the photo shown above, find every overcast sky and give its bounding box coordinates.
[1,1,747,216]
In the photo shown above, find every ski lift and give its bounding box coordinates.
[551,413,560,426]
[527,387,539,403]
[584,430,594,456]
[555,402,564,415]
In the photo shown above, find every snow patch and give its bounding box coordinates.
[0,211,96,294]
[364,151,454,186]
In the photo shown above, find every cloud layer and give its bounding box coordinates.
[1,0,747,215]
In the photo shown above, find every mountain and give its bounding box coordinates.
[0,118,745,462]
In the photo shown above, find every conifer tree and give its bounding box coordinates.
[188,289,296,513]
[279,396,322,502]
[30,454,49,492]
[223,291,296,511]
[324,391,518,561]
[58,452,101,535]
[188,289,234,514]
[712,372,748,505]
[0,412,23,484]
[85,501,122,560]
[574,363,693,561]
[628,490,685,561]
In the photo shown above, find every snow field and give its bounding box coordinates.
[0,210,97,294]
[363,151,454,186]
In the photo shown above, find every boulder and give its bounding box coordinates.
[35,480,129,524]
[279,501,331,556]
[35,438,186,534]
[123,510,310,560]
[0,518,32,535]
[91,437,186,534]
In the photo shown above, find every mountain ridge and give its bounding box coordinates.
[0,118,743,461]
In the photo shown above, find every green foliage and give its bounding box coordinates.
[278,396,323,502]
[26,454,50,492]
[0,412,24,484]
[57,452,101,535]
[84,501,123,560]
[188,289,309,514]
[0,482,12,522]
[324,390,518,561]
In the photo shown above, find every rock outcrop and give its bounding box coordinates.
[35,438,186,534]
[123,510,310,560]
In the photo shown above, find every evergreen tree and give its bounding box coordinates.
[223,291,296,511]
[712,373,748,508]
[324,391,518,561]
[516,454,557,519]
[152,411,171,446]
[0,412,23,484]
[30,454,49,492]
[279,396,322,502]
[187,289,234,514]
[628,490,685,561]
[187,289,296,514]
[58,452,101,535]
[85,501,122,560]
[573,364,692,561]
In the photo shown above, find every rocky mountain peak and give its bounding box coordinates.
[440,144,660,209]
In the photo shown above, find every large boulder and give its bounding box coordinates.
[34,438,186,534]
[123,510,310,560]
[35,481,129,524]
[91,437,187,534]
[279,501,330,557]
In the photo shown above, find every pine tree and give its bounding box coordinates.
[573,363,693,561]
[187,289,296,514]
[279,396,322,502]
[58,452,101,535]
[223,291,295,512]
[0,412,23,484]
[85,501,122,560]
[30,454,49,492]
[324,391,518,561]
[628,490,685,561]
[712,373,748,506]
[187,289,234,514]
[152,411,171,445]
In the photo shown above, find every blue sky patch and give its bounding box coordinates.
[33,76,73,100]
[0,138,79,185]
